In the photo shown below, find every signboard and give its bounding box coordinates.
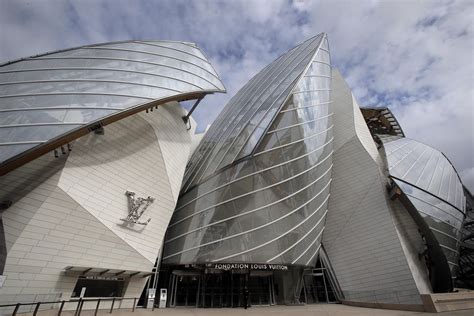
[84,275,120,281]
[209,263,288,271]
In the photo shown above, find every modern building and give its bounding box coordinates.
[0,33,471,313]
[158,33,470,310]
[457,187,473,289]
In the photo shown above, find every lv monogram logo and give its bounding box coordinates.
[121,191,154,226]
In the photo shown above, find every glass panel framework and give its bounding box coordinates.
[383,137,466,277]
[182,34,326,191]
[0,40,225,164]
[163,33,332,267]
[393,179,463,275]
[383,138,465,211]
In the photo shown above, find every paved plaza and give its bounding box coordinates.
[16,304,474,316]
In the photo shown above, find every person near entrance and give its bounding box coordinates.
[243,286,249,309]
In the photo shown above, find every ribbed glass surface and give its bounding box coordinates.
[182,34,325,191]
[383,138,465,211]
[162,34,332,266]
[0,40,225,164]
[394,179,463,274]
[383,137,465,276]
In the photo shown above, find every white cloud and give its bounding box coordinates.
[0,0,472,191]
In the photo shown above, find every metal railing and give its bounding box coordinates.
[0,297,154,316]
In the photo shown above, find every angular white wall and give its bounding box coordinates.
[0,102,193,307]
[323,70,425,305]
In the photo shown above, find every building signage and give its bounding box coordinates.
[84,275,120,281]
[121,191,154,226]
[210,263,288,271]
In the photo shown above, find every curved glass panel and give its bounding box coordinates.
[0,40,225,165]
[383,137,465,212]
[163,33,332,267]
[393,179,463,275]
[182,34,325,190]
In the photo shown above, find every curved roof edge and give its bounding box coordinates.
[0,91,218,176]
[0,40,226,176]
[0,91,213,176]
[381,136,466,213]
[2,40,203,67]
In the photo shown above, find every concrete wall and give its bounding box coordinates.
[322,70,424,305]
[0,102,193,308]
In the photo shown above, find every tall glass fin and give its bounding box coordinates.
[162,33,332,267]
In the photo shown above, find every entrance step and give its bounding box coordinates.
[421,291,474,312]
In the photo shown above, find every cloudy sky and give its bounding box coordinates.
[1,0,473,191]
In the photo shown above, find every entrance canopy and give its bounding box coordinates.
[64,266,153,278]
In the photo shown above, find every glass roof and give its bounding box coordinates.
[0,40,225,166]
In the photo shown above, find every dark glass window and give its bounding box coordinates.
[71,277,126,298]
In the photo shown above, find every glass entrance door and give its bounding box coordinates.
[301,268,338,304]
[199,270,276,307]
[201,272,232,307]
[230,271,246,308]
[169,271,201,307]
[201,271,247,308]
[248,271,276,306]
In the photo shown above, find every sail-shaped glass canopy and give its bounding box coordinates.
[0,40,225,171]
[182,34,326,191]
[162,33,332,266]
[382,137,465,276]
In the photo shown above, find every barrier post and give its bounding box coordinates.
[109,297,115,314]
[33,302,41,316]
[58,301,65,316]
[74,298,82,316]
[94,299,101,316]
[12,303,20,316]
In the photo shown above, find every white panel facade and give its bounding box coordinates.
[0,101,194,307]
[142,104,198,201]
[58,102,190,262]
[323,70,423,305]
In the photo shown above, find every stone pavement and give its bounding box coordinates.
[22,304,474,316]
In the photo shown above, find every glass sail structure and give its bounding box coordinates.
[0,40,225,171]
[162,33,332,266]
[383,137,466,282]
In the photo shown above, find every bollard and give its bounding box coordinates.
[94,299,101,316]
[33,302,41,316]
[109,297,115,314]
[58,301,65,316]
